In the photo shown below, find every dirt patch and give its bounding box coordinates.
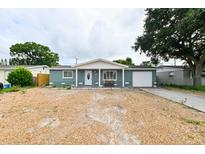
[0,112,5,118]
[37,117,60,129]
[85,92,140,144]
[22,107,34,113]
[0,87,205,144]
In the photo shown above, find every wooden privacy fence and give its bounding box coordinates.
[36,73,49,86]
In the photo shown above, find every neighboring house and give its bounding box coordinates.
[49,58,157,88]
[157,65,205,86]
[0,65,49,84]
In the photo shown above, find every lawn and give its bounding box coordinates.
[0,86,20,93]
[163,84,205,92]
[0,88,205,144]
[0,86,33,94]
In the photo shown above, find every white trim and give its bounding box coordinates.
[26,65,49,69]
[76,68,78,87]
[98,68,101,87]
[102,70,117,81]
[50,68,74,70]
[75,58,128,68]
[62,70,73,79]
[0,65,49,70]
[122,68,124,87]
[126,68,156,71]
[51,67,156,71]
[73,68,121,70]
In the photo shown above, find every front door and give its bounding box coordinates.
[85,71,92,85]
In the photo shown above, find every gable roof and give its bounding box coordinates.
[49,65,74,70]
[126,66,156,71]
[0,65,48,70]
[75,58,128,68]
[157,65,187,69]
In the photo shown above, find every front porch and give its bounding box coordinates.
[75,69,125,88]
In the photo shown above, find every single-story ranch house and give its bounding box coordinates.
[49,58,157,88]
[157,65,205,86]
[0,65,49,84]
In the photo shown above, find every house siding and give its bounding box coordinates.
[92,70,99,87]
[77,70,84,86]
[202,78,205,85]
[152,70,157,85]
[157,70,193,86]
[157,68,205,86]
[50,70,76,86]
[49,69,156,87]
[0,70,5,84]
[124,70,132,87]
[183,70,193,86]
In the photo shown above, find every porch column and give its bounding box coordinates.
[75,68,78,87]
[98,68,101,87]
[122,68,124,87]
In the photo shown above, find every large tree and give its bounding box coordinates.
[10,42,59,67]
[133,9,205,86]
[113,57,135,67]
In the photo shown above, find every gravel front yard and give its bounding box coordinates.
[0,88,205,144]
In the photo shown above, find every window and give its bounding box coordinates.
[169,71,174,77]
[87,73,90,80]
[103,71,117,81]
[202,70,205,78]
[63,70,73,78]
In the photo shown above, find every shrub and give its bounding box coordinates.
[66,85,71,90]
[11,86,20,92]
[0,82,3,90]
[7,67,33,87]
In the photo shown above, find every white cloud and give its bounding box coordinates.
[0,8,149,65]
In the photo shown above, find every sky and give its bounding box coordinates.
[0,9,176,65]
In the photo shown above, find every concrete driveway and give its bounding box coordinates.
[142,88,205,112]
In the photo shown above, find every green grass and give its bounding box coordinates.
[182,118,205,126]
[0,86,34,94]
[162,84,205,92]
[0,86,20,93]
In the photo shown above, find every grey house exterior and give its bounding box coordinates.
[157,65,205,86]
[49,58,157,88]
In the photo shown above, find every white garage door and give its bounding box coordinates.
[132,71,152,87]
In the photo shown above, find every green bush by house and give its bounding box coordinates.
[7,67,33,87]
[0,82,3,89]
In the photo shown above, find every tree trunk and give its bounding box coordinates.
[193,65,202,87]
[192,52,205,87]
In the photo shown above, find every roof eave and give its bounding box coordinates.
[126,67,156,71]
[49,67,75,70]
[75,58,128,68]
